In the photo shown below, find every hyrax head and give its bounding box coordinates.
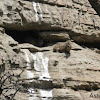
[65,41,72,53]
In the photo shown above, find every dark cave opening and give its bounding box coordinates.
[5,30,67,47]
[5,30,45,47]
[5,30,57,47]
[88,0,100,16]
[5,30,100,50]
[73,41,100,54]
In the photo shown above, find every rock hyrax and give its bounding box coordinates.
[53,40,71,53]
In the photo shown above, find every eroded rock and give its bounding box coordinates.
[1,0,100,99]
[0,0,100,43]
[39,32,70,42]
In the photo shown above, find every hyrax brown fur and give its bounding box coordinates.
[53,40,71,53]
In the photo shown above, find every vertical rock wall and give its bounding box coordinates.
[0,0,100,100]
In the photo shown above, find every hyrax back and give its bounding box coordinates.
[53,40,71,53]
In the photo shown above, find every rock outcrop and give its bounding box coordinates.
[0,27,20,70]
[0,0,100,43]
[0,0,100,100]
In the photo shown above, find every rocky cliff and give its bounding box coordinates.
[0,0,100,100]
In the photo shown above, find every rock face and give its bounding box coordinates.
[38,32,70,42]
[0,0,100,100]
[0,27,20,70]
[0,0,100,43]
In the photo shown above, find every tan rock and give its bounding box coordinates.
[1,0,100,99]
[39,32,70,42]
[0,0,100,44]
[18,43,41,52]
[18,43,51,52]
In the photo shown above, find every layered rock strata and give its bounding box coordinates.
[0,0,100,100]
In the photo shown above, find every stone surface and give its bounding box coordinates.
[1,0,100,100]
[39,32,70,42]
[18,43,41,52]
[0,0,100,43]
[0,27,20,70]
[18,43,51,52]
[1,41,100,100]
